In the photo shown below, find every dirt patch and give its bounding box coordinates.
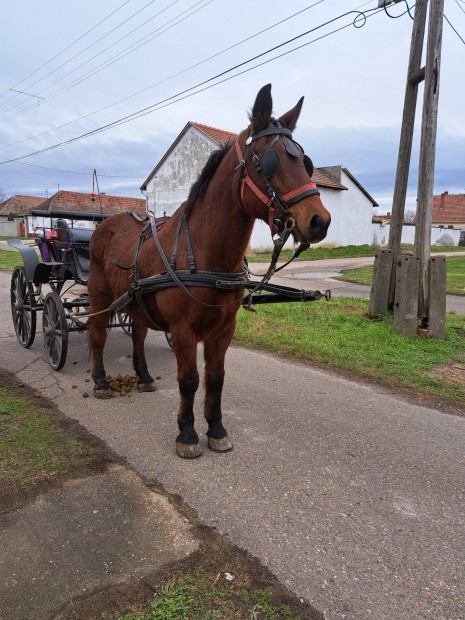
[0,368,322,620]
[427,363,465,386]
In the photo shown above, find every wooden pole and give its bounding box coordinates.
[414,0,444,320]
[386,0,428,306]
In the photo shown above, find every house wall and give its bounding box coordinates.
[315,172,374,247]
[145,130,217,216]
[371,223,461,246]
[249,187,343,250]
[145,129,377,249]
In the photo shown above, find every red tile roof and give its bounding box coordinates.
[193,122,238,145]
[193,123,347,190]
[432,192,465,224]
[141,120,348,193]
[38,191,146,216]
[0,195,45,216]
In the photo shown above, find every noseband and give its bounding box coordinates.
[235,119,320,235]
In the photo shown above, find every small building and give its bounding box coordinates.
[0,195,45,237]
[141,122,378,249]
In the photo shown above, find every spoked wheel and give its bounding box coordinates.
[10,266,37,348]
[117,311,133,336]
[42,292,69,370]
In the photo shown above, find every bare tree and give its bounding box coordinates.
[0,187,7,204]
[403,209,417,223]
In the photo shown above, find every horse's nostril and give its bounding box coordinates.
[310,214,325,232]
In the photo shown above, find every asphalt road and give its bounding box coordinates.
[1,267,464,620]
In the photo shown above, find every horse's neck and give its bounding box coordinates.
[189,175,254,272]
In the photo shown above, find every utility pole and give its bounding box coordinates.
[369,0,445,338]
[414,0,444,321]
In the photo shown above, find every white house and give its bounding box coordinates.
[141,122,378,249]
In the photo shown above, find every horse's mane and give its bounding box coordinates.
[184,142,232,216]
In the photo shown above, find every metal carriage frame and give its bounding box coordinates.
[8,209,135,370]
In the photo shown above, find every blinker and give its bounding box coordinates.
[260,146,281,179]
[283,136,301,158]
[304,154,314,178]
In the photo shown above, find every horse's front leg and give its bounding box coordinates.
[203,323,235,453]
[131,321,156,392]
[171,329,202,459]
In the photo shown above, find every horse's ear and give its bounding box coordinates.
[250,84,273,133]
[278,96,304,131]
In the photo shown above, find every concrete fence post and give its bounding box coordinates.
[394,253,420,337]
[369,249,394,318]
[428,255,446,340]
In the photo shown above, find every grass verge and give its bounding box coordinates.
[119,555,308,620]
[0,248,26,270]
[246,244,465,263]
[234,298,465,404]
[0,387,92,488]
[338,255,465,295]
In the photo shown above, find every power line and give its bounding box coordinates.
[0,0,134,106]
[444,13,465,44]
[0,0,169,117]
[0,2,393,167]
[0,0,327,147]
[0,155,144,178]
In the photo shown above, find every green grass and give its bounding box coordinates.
[119,566,302,620]
[0,248,26,270]
[234,298,465,403]
[246,244,465,263]
[0,388,91,487]
[339,255,465,295]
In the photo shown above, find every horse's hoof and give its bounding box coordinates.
[176,442,203,459]
[93,387,113,399]
[208,436,234,452]
[137,382,156,392]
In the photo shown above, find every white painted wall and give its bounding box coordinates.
[144,128,377,250]
[371,222,461,246]
[0,221,17,236]
[145,129,217,217]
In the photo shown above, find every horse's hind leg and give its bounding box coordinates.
[203,323,234,453]
[131,321,156,392]
[88,309,113,399]
[88,251,113,398]
[171,328,202,459]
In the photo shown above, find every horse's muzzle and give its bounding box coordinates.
[309,214,331,242]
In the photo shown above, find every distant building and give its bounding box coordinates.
[0,191,145,236]
[141,122,378,249]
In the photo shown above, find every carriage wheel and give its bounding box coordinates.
[42,292,69,370]
[10,266,37,348]
[117,311,133,336]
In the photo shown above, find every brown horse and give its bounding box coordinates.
[87,84,331,458]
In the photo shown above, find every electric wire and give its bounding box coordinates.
[0,0,182,118]
[0,2,395,167]
[0,0,133,104]
[444,13,465,44]
[0,0,328,147]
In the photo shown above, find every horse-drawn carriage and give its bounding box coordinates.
[9,208,136,370]
[9,84,332,458]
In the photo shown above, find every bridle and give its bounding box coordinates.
[235,118,320,238]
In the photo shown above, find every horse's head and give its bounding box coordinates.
[236,84,331,244]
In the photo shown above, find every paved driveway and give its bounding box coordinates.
[1,269,464,620]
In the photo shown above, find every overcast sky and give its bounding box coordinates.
[0,0,464,213]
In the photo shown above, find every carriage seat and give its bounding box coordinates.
[55,219,93,280]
